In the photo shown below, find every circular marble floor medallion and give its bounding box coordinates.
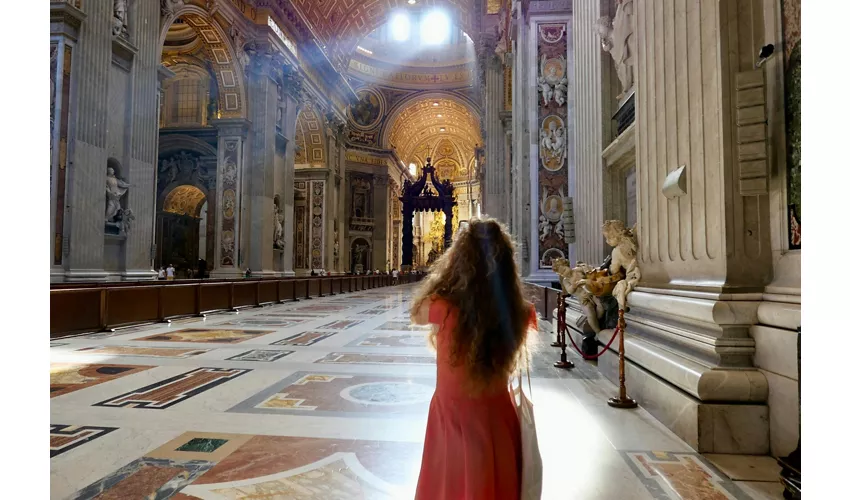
[341,382,433,406]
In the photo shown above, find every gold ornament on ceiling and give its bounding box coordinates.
[291,0,475,63]
[386,96,481,180]
[163,185,207,217]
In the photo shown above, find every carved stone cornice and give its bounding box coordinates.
[281,64,305,102]
[374,174,389,187]
[51,1,86,40]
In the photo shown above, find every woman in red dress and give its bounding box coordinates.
[410,218,537,500]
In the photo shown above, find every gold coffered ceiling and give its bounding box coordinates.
[386,96,481,174]
[291,0,475,64]
[163,185,207,217]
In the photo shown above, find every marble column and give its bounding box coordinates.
[243,54,281,276]
[372,174,389,272]
[210,119,249,278]
[571,0,606,266]
[481,36,507,223]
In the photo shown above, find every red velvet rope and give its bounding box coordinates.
[563,324,620,360]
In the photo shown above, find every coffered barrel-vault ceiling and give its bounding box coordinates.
[291,0,477,65]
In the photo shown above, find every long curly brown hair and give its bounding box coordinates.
[411,218,536,393]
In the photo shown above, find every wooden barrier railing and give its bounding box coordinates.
[51,274,424,338]
[522,281,560,322]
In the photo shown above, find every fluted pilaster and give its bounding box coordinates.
[482,39,506,223]
[64,0,112,280]
[572,0,606,265]
[123,0,161,278]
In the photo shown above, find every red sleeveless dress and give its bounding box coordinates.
[415,298,537,500]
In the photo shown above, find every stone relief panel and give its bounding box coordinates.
[158,151,216,193]
[536,22,573,269]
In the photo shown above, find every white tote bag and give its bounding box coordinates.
[512,357,543,500]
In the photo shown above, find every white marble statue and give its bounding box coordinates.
[273,204,284,250]
[105,167,130,223]
[119,208,135,234]
[161,0,185,17]
[596,0,636,99]
[333,230,339,260]
[554,77,568,107]
[538,213,551,242]
[540,120,566,159]
[555,210,571,243]
[537,77,553,106]
[603,220,641,310]
[553,258,605,334]
[540,122,554,153]
[113,0,128,37]
[552,124,565,154]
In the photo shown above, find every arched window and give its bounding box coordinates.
[161,64,212,127]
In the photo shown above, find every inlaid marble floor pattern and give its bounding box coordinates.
[50,284,783,499]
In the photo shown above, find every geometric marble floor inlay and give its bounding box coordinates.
[51,283,778,499]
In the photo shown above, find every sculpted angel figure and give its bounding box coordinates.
[554,77,568,106]
[538,77,553,106]
[552,125,566,153]
[538,214,550,242]
[555,209,571,243]
[552,258,605,333]
[539,123,555,153]
[602,220,641,310]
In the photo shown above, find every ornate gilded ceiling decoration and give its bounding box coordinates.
[386,96,481,174]
[163,185,207,217]
[161,12,246,119]
[291,0,475,64]
[295,106,326,167]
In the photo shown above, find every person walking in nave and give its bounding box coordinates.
[410,218,537,500]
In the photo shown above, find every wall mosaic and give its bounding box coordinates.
[349,87,384,130]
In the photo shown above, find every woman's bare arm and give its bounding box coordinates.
[410,297,432,325]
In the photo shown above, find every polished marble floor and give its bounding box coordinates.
[50,284,784,499]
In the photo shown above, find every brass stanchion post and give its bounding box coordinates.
[554,293,574,369]
[551,292,565,348]
[607,309,637,408]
